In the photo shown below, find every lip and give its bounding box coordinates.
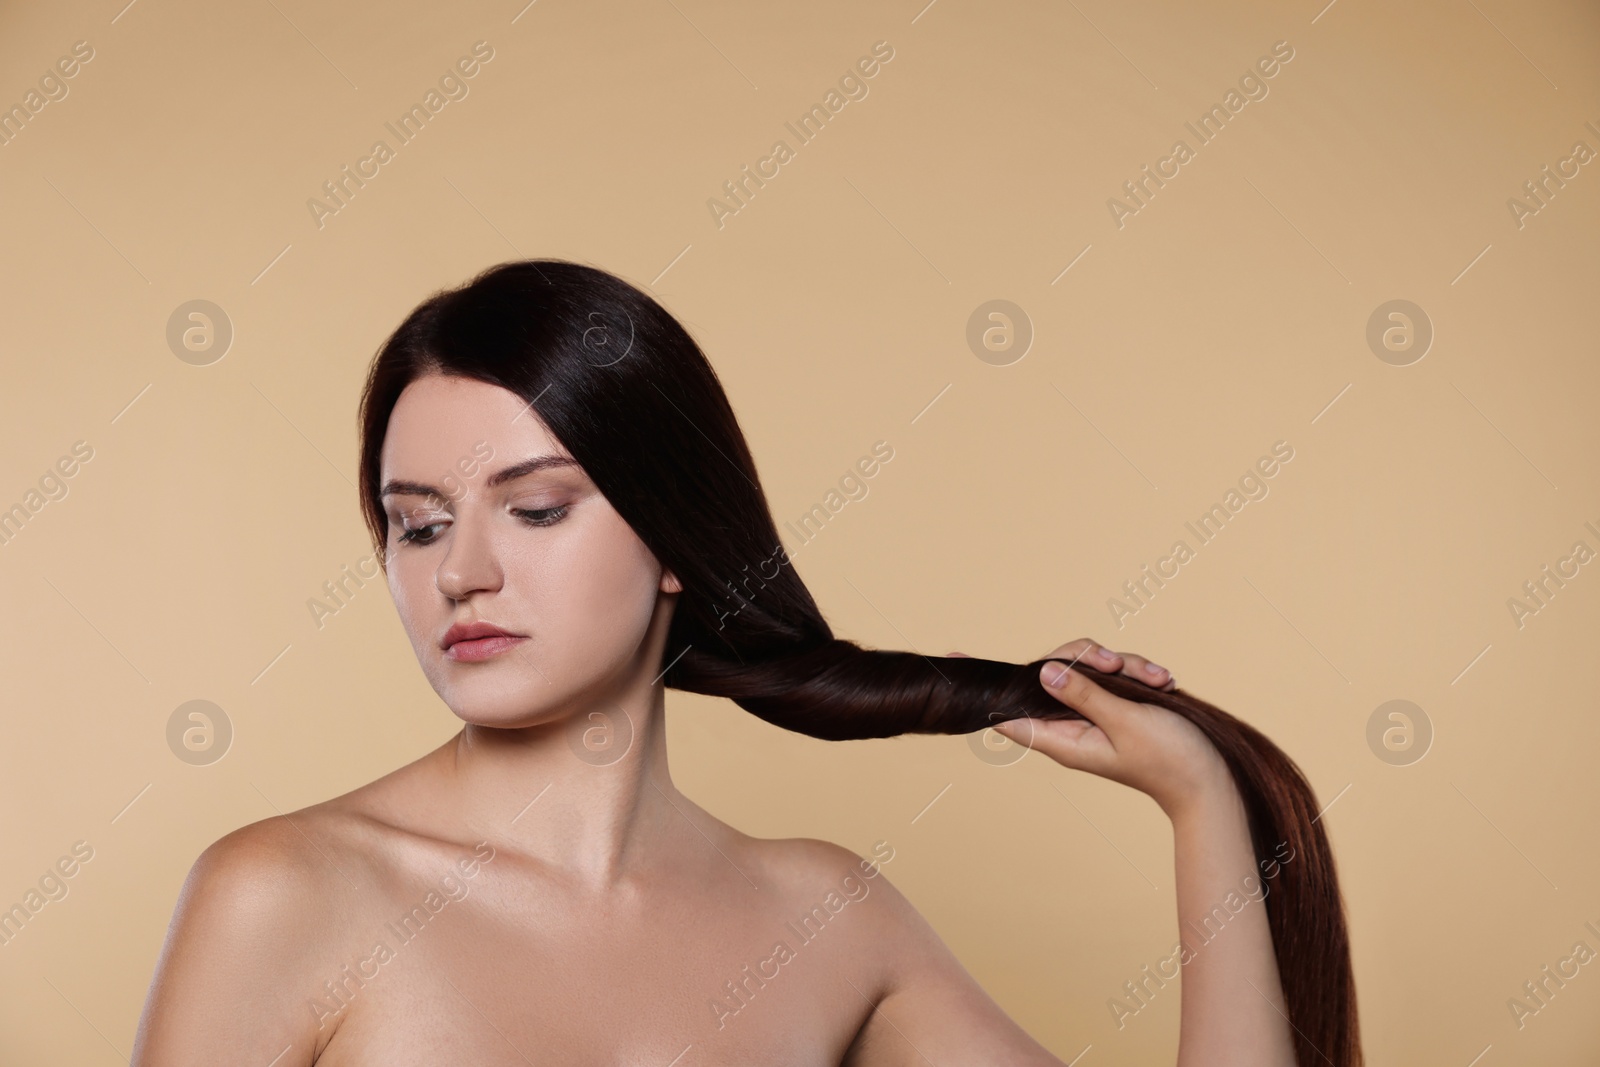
[440,620,528,662]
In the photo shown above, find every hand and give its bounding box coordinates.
[962,638,1231,819]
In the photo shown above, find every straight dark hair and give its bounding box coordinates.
[357,258,1361,1067]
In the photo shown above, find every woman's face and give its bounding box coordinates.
[378,373,680,727]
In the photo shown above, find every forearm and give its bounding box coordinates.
[1168,779,1297,1067]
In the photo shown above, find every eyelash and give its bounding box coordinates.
[394,506,569,547]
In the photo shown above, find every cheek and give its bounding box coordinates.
[387,557,442,653]
[387,559,420,618]
[521,516,660,650]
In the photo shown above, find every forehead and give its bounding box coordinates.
[381,374,567,473]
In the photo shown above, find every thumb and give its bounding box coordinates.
[1037,658,1136,737]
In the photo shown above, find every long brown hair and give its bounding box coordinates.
[358,258,1361,1067]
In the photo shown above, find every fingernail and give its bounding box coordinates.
[1041,662,1070,687]
[1146,662,1168,678]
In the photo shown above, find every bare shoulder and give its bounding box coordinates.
[190,809,337,887]
[746,835,899,889]
[747,836,932,946]
[132,807,378,1066]
[749,837,1063,1067]
[182,781,413,912]
[166,776,446,947]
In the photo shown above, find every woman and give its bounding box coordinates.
[132,259,1357,1065]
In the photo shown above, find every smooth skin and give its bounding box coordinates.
[132,375,1293,1066]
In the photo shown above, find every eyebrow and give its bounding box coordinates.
[380,454,582,499]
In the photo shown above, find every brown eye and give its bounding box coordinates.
[514,506,567,527]
[396,521,447,546]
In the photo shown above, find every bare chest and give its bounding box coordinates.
[307,882,882,1065]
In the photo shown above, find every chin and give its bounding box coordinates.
[443,691,569,730]
[427,668,565,730]
[451,710,553,731]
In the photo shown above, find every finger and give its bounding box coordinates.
[945,651,972,658]
[1105,649,1174,688]
[1038,658,1139,737]
[1078,644,1174,689]
[992,714,1110,772]
[1041,638,1122,672]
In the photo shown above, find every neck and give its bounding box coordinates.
[423,594,697,888]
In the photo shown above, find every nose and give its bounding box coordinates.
[434,510,504,601]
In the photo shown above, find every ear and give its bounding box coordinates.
[660,568,682,594]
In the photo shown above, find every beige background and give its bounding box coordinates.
[2,0,1598,1062]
